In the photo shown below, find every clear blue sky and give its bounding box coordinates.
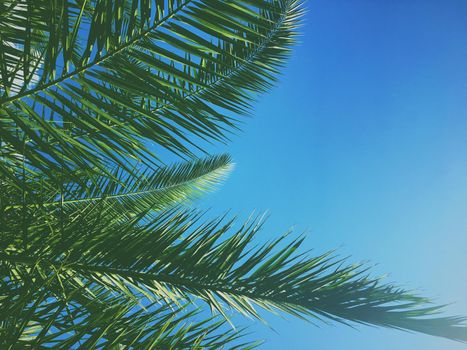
[202,0,467,349]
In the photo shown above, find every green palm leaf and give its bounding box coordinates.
[2,206,466,342]
[3,154,232,215]
[0,0,303,183]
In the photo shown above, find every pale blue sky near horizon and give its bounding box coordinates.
[201,0,467,349]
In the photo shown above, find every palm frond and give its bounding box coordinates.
[0,0,304,183]
[2,207,466,342]
[3,154,232,217]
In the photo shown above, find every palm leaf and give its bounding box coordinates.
[2,207,466,342]
[3,154,233,216]
[0,0,303,183]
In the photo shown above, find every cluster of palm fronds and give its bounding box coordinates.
[0,0,466,348]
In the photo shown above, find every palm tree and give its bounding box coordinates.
[0,0,465,348]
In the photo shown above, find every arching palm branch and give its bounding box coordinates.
[1,0,466,348]
[1,0,300,183]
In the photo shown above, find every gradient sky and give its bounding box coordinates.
[200,0,467,349]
